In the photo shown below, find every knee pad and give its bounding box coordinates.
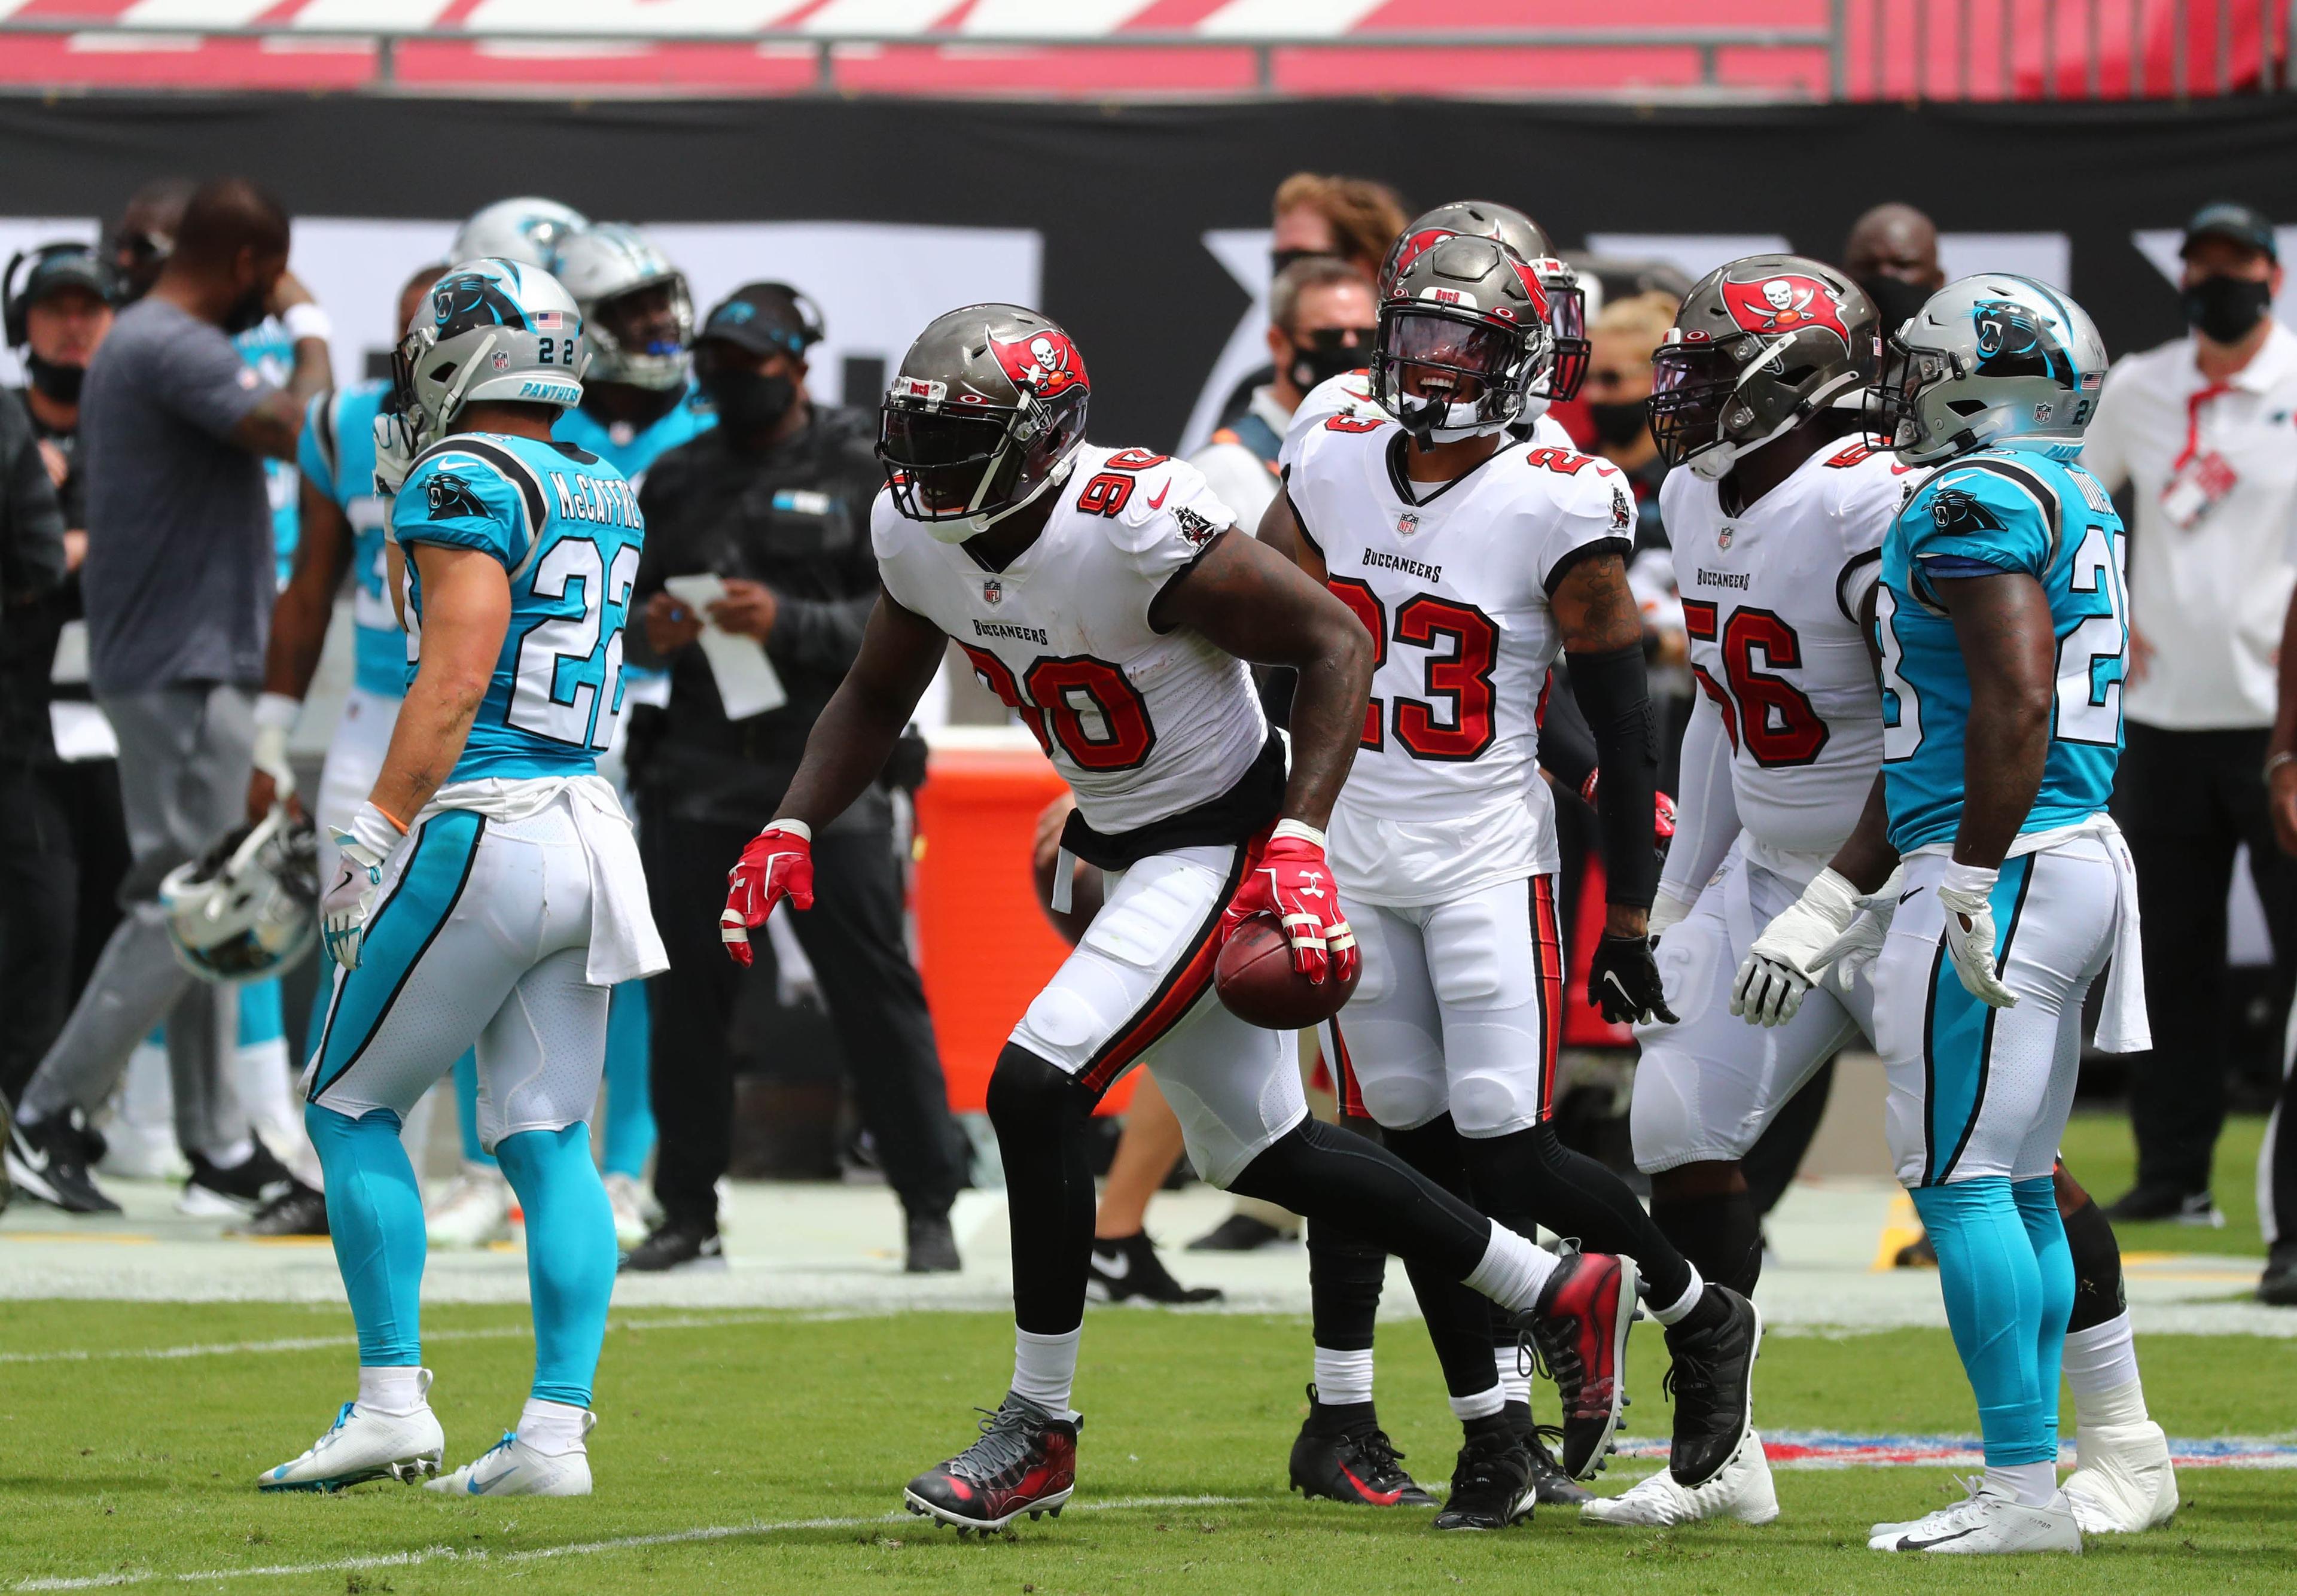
[987,1044,1092,1138]
[1358,1070,1446,1134]
[1448,1062,1543,1140]
[1626,1044,1707,1174]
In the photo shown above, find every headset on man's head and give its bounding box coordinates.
[4,243,118,348]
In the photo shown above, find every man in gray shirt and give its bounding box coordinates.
[4,178,331,1216]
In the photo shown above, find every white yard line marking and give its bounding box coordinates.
[0,1312,788,1366]
[11,1494,1253,1591]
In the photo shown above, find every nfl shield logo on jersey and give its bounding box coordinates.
[982,578,1003,605]
[1397,510,1420,538]
[1717,525,1734,549]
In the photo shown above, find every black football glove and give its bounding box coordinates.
[1589,931,1678,1027]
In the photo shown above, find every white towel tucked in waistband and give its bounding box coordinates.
[421,773,669,986]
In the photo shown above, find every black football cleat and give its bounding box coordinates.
[4,1108,120,1215]
[1661,1286,1762,1488]
[237,1183,330,1236]
[1431,1428,1536,1531]
[1087,1232,1223,1305]
[1288,1385,1434,1507]
[1516,1248,1637,1480]
[905,1211,961,1274]
[1504,1400,1592,1506]
[1186,1211,1296,1252]
[619,1220,726,1273]
[905,1392,1079,1534]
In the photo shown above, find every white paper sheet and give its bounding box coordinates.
[663,572,787,721]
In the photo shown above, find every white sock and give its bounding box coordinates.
[1448,1384,1506,1423]
[357,1366,425,1417]
[1011,1326,1082,1420]
[1646,1263,1707,1327]
[2062,1314,2146,1423]
[517,1397,590,1455]
[1463,1224,1558,1312]
[1494,1346,1531,1408]
[1312,1345,1375,1407]
[1984,1460,2058,1507]
[202,1136,256,1170]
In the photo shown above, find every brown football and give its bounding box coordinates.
[1214,914,1358,1030]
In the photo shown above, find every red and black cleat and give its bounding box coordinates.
[904,1392,1079,1535]
[1287,1385,1436,1507]
[1516,1249,1638,1480]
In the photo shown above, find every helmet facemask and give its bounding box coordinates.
[1373,305,1543,445]
[586,275,694,390]
[1530,261,1589,406]
[1650,331,1862,481]
[879,392,1080,543]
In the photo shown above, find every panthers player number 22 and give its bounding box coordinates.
[507,538,640,751]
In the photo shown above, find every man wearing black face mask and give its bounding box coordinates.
[1193,257,1375,528]
[2082,202,2297,1244]
[4,178,330,1218]
[622,282,968,1276]
[1842,200,1947,340]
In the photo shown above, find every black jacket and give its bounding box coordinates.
[628,403,892,830]
[0,388,70,763]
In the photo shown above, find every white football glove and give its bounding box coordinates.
[322,802,403,970]
[1808,865,1904,995]
[251,691,299,803]
[373,407,424,498]
[1732,867,1863,1028]
[1937,860,2018,1009]
[1647,884,1696,941]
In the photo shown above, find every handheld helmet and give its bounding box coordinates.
[549,223,694,391]
[1371,233,1552,446]
[1648,254,1879,481]
[159,808,320,983]
[449,197,589,270]
[392,258,587,447]
[1868,275,2109,465]
[1379,202,1588,404]
[878,303,1090,542]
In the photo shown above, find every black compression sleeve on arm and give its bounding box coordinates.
[1534,671,1598,797]
[1567,641,1659,909]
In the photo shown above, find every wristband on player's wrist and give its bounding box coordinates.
[1269,818,1327,849]
[282,303,332,344]
[2266,750,2297,784]
[765,818,813,842]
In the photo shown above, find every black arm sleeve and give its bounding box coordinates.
[1534,666,1598,799]
[1566,641,1659,909]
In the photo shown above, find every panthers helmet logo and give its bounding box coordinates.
[1970,300,2062,379]
[431,270,532,339]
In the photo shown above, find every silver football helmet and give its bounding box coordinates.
[549,223,694,390]
[159,808,320,983]
[391,258,587,449]
[449,197,589,270]
[1870,275,2109,466]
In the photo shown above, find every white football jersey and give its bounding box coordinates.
[873,445,1268,839]
[1277,368,1574,472]
[1286,413,1635,904]
[1661,437,1917,867]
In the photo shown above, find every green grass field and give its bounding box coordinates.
[4,1300,2291,1594]
[2058,1109,2268,1257]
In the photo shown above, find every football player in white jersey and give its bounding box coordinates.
[720,303,1638,1536]
[1271,200,1616,1516]
[1272,233,1760,1530]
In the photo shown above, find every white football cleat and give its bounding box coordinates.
[2063,1420,2177,1532]
[258,1375,444,1492]
[603,1171,651,1251]
[427,1414,596,1497]
[426,1164,514,1248]
[1870,1487,2082,1554]
[1581,1429,1778,1526]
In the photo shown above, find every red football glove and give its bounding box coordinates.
[721,820,815,966]
[1221,820,1358,986]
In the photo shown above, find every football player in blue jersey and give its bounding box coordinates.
[1738,277,2154,1554]
[261,258,663,1497]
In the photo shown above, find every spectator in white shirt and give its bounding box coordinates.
[1190,256,1376,528]
[2083,202,2297,1235]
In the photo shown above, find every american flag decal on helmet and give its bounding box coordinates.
[532,310,567,331]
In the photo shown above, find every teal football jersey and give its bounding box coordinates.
[237,319,301,586]
[1876,446,2128,854]
[393,432,645,782]
[552,380,715,485]
[298,382,404,700]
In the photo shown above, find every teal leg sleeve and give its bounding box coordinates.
[306,1101,425,1367]
[2013,1175,2074,1451]
[1912,1178,2053,1466]
[496,1123,616,1409]
[454,1051,495,1168]
[600,980,654,1180]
